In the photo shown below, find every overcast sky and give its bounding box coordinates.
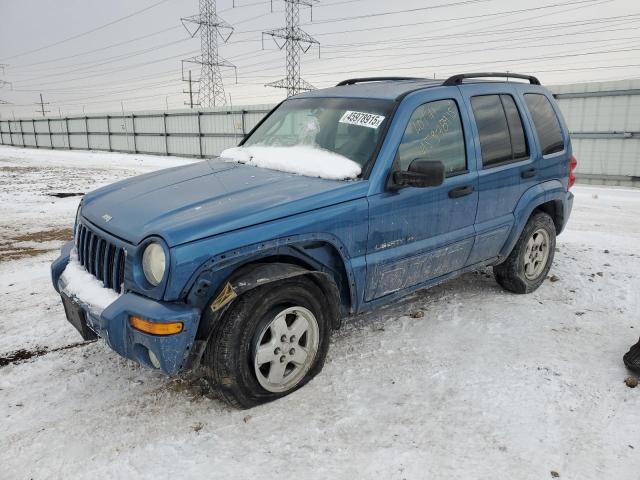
[0,0,638,117]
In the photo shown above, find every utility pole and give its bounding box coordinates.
[0,64,11,105]
[35,93,50,117]
[183,70,200,109]
[263,0,320,97]
[181,0,236,107]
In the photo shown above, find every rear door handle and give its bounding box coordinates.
[448,185,474,198]
[521,168,537,179]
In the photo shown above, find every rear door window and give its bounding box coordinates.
[471,95,513,166]
[471,94,530,167]
[524,93,564,155]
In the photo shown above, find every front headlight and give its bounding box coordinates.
[142,242,166,286]
[74,204,82,238]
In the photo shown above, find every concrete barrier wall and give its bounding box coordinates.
[0,105,273,158]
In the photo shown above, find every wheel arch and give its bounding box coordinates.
[499,180,567,259]
[180,237,355,369]
[532,199,565,234]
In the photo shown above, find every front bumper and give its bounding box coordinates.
[51,241,200,375]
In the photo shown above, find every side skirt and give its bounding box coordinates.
[357,256,500,314]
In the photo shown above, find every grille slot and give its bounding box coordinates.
[75,223,125,293]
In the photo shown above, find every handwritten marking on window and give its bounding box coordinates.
[413,101,458,155]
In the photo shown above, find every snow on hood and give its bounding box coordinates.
[60,251,120,312]
[220,145,362,180]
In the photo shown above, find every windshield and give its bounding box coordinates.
[242,97,394,172]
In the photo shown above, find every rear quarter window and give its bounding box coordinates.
[524,93,565,156]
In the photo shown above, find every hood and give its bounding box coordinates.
[81,158,367,246]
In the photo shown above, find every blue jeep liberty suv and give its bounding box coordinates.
[52,73,576,407]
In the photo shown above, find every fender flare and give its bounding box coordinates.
[183,262,341,370]
[177,232,358,311]
[500,180,567,258]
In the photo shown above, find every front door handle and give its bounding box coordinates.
[448,185,474,198]
[521,168,537,179]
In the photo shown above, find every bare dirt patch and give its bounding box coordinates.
[0,227,73,262]
[0,340,96,367]
[0,165,41,174]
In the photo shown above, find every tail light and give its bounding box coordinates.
[568,155,578,190]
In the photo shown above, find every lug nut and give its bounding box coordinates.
[280,355,286,363]
[289,348,295,356]
[274,347,281,355]
[290,335,296,343]
[281,335,287,342]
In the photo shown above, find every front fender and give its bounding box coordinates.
[177,232,359,311]
[500,180,569,258]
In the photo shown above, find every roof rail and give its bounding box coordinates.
[442,72,541,86]
[336,77,427,86]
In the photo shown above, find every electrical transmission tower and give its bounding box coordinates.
[181,0,236,107]
[263,0,320,97]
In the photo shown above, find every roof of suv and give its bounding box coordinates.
[296,79,444,101]
[295,73,542,101]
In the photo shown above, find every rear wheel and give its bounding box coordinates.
[494,212,556,294]
[201,276,331,408]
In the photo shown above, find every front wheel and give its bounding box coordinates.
[201,276,331,408]
[494,212,556,294]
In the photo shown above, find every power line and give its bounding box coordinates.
[300,11,640,51]
[14,0,614,85]
[12,38,192,82]
[14,48,200,88]
[311,0,608,38]
[311,35,640,65]
[230,41,640,80]
[307,0,495,25]
[8,26,183,70]
[223,13,640,79]
[320,20,640,54]
[16,34,640,108]
[234,0,607,37]
[11,50,269,93]
[0,0,176,62]
[274,45,640,79]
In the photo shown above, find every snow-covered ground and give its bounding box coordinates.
[0,146,639,479]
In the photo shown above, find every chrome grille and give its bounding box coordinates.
[75,223,125,293]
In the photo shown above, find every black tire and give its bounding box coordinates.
[201,276,331,409]
[494,212,556,294]
[623,337,640,374]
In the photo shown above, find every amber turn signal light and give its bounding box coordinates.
[129,316,183,336]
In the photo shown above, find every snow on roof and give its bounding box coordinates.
[220,145,362,181]
[60,251,120,312]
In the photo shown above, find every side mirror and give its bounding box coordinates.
[391,159,445,189]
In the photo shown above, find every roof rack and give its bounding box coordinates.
[443,72,541,86]
[336,77,427,86]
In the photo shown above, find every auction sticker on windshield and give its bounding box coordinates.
[339,111,386,129]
